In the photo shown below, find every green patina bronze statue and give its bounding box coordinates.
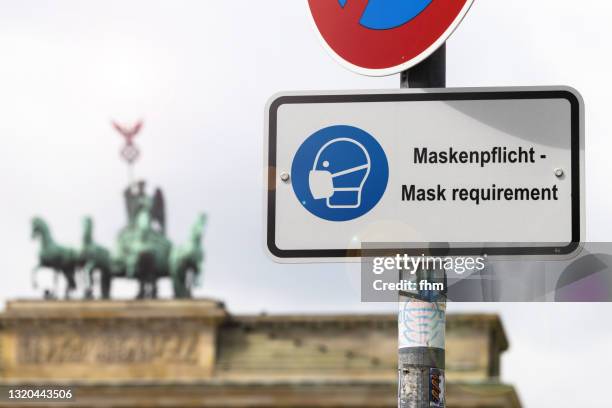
[31,217,81,299]
[31,181,207,299]
[31,121,206,300]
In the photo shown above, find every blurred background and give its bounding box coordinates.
[0,1,611,406]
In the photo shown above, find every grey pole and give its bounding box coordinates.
[400,45,446,88]
[398,44,447,408]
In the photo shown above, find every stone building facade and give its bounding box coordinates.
[0,300,520,407]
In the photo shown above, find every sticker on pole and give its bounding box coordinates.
[264,87,585,261]
[398,300,445,349]
[429,368,445,407]
[307,0,474,76]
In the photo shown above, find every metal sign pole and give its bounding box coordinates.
[398,44,447,408]
[400,44,446,88]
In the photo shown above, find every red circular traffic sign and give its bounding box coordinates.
[308,0,474,76]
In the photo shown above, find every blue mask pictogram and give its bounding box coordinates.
[291,125,388,222]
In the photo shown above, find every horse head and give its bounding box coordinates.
[82,216,93,246]
[190,213,207,245]
[31,217,51,242]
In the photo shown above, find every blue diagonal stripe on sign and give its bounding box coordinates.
[360,0,433,30]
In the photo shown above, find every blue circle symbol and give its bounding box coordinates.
[291,125,388,222]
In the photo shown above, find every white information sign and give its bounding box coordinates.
[264,87,584,261]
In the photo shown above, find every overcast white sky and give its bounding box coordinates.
[0,1,611,407]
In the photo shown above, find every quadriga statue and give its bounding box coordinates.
[31,180,206,299]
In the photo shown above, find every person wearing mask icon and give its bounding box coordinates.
[308,138,371,209]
